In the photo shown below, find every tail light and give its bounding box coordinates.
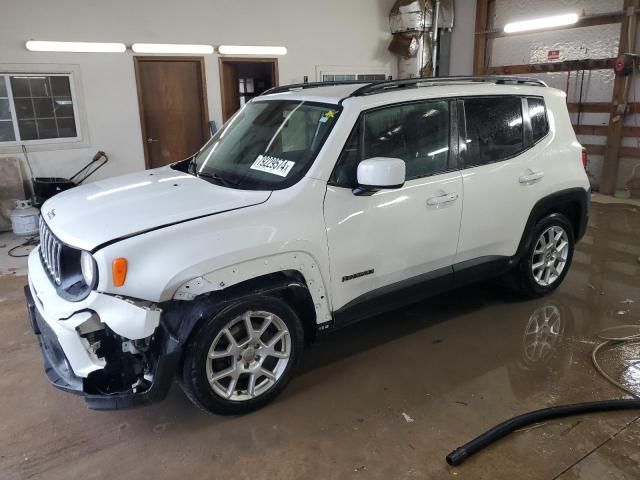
[581,148,588,170]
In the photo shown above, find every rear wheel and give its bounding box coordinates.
[510,213,575,298]
[180,296,304,415]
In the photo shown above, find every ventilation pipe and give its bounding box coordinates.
[388,0,453,79]
[431,0,441,75]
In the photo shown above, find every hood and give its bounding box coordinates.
[42,167,271,251]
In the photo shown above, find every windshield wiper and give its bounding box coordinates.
[197,171,239,188]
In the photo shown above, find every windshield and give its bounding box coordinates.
[191,100,341,190]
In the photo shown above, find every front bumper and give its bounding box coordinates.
[26,285,181,410]
[26,249,182,410]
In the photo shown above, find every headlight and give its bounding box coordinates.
[80,251,96,287]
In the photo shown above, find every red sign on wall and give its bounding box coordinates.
[547,50,560,60]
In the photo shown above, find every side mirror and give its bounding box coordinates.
[354,157,405,195]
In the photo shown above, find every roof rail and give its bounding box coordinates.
[261,80,368,96]
[259,76,547,100]
[349,76,548,97]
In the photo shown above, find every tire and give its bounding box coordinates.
[509,213,575,298]
[179,295,304,415]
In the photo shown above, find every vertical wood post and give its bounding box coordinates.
[600,0,639,194]
[473,0,490,75]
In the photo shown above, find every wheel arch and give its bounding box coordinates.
[516,187,589,260]
[161,270,320,353]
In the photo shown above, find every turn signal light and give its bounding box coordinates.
[112,258,128,287]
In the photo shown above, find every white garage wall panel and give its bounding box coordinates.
[493,0,623,26]
[0,0,400,180]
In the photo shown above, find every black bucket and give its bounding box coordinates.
[33,177,77,203]
[28,151,108,204]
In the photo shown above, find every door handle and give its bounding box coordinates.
[519,170,544,184]
[426,192,459,206]
[147,137,159,143]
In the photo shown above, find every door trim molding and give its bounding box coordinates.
[330,255,513,331]
[218,57,279,122]
[133,56,210,169]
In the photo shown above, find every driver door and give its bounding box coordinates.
[323,99,463,319]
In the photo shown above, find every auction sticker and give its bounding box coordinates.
[250,155,295,177]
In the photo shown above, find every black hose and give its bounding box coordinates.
[446,399,640,466]
[8,236,39,258]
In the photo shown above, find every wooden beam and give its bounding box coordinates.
[573,125,609,135]
[567,102,620,113]
[600,0,639,194]
[574,124,640,136]
[584,143,640,157]
[485,11,625,38]
[486,58,615,75]
[585,144,606,155]
[473,0,490,75]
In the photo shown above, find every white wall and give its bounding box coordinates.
[0,0,400,182]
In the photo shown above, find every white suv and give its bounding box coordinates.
[25,77,590,414]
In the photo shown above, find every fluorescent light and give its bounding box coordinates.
[504,13,579,33]
[131,43,214,54]
[26,40,126,53]
[218,45,287,56]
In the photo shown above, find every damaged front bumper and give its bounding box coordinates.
[25,250,182,410]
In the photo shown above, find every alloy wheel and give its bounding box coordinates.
[205,310,291,401]
[531,226,569,287]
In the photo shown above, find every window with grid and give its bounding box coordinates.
[0,74,79,143]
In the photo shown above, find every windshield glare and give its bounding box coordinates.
[193,100,341,190]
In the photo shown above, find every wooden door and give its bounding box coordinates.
[221,62,240,123]
[134,57,210,169]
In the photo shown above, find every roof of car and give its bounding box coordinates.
[257,77,553,106]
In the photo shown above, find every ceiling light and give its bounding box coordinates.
[131,43,214,54]
[25,40,126,53]
[218,45,287,56]
[504,13,579,33]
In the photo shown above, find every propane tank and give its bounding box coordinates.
[10,200,40,236]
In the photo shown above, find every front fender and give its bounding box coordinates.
[172,251,332,326]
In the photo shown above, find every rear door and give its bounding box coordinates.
[324,99,463,314]
[455,95,550,265]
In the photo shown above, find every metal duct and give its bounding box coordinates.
[388,0,454,78]
[389,0,454,34]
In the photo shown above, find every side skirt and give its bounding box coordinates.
[327,256,513,333]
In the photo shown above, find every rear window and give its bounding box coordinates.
[462,96,524,166]
[527,97,549,143]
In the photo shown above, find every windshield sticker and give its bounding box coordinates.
[319,110,337,123]
[250,155,295,177]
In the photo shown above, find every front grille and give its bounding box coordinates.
[39,217,63,285]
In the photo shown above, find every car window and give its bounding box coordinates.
[527,97,549,143]
[330,100,450,187]
[462,96,524,166]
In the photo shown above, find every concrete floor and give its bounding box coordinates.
[1,202,639,480]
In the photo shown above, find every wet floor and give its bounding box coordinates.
[1,202,639,479]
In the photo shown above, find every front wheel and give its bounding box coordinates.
[509,213,575,298]
[179,296,304,415]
